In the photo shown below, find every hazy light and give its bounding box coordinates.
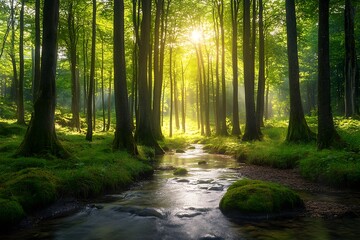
[191,29,202,43]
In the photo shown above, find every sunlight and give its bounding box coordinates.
[190,29,202,43]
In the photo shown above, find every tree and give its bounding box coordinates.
[242,0,261,141]
[17,0,25,125]
[135,0,164,155]
[113,0,137,154]
[66,0,80,131]
[33,0,41,102]
[285,0,314,142]
[86,0,96,141]
[344,0,357,117]
[17,0,67,157]
[256,0,266,130]
[317,0,341,149]
[230,0,241,136]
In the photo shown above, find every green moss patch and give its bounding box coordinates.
[220,179,304,219]
[173,168,188,176]
[0,198,25,227]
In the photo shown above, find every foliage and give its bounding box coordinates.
[219,179,304,216]
[0,198,25,228]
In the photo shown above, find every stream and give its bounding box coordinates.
[3,144,360,239]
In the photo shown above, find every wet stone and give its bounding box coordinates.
[208,184,224,191]
[197,179,214,184]
[175,211,202,218]
[156,165,176,171]
[176,149,186,153]
[114,206,165,219]
[198,234,224,240]
[198,161,207,165]
[177,178,190,183]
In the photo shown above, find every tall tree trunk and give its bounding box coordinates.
[113,0,137,154]
[285,0,314,142]
[256,0,266,129]
[33,0,41,103]
[213,3,221,135]
[18,0,25,125]
[318,0,341,149]
[83,31,88,114]
[218,0,228,135]
[174,62,180,131]
[181,60,186,133]
[101,40,105,132]
[106,70,112,131]
[169,46,173,137]
[231,0,241,136]
[265,81,270,120]
[344,0,357,117]
[86,0,96,141]
[243,0,261,141]
[135,0,164,154]
[17,0,67,158]
[10,0,17,104]
[68,2,80,131]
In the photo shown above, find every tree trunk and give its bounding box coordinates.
[83,32,88,115]
[113,0,137,154]
[256,0,265,129]
[242,0,261,141]
[86,0,96,141]
[219,0,227,135]
[135,0,164,154]
[169,46,173,137]
[212,3,221,135]
[231,0,241,136]
[33,0,41,103]
[174,62,180,131]
[10,0,17,104]
[317,0,341,149]
[18,0,25,125]
[17,0,67,158]
[106,70,112,131]
[344,0,357,117]
[285,0,314,142]
[181,61,186,133]
[101,40,105,132]
[68,2,80,131]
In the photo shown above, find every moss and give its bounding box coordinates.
[0,198,25,227]
[3,168,58,211]
[173,168,188,176]
[220,179,304,217]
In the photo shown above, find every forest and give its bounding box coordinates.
[0,0,360,237]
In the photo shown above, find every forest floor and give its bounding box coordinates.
[238,164,360,219]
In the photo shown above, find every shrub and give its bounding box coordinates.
[0,198,25,227]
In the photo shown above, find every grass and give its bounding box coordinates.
[219,179,304,216]
[202,117,360,189]
[0,118,153,228]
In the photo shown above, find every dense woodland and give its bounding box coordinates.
[0,0,359,154]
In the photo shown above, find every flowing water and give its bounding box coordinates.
[3,145,360,239]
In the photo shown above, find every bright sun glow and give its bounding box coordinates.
[190,29,202,43]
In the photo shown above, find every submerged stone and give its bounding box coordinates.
[198,161,207,165]
[176,149,186,153]
[173,168,188,176]
[115,206,165,219]
[219,179,304,220]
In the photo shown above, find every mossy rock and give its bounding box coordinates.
[173,168,188,176]
[4,168,58,212]
[0,198,25,227]
[219,179,304,220]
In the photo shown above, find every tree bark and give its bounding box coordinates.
[285,0,314,142]
[242,0,261,141]
[256,0,266,129]
[86,0,96,141]
[317,0,341,149]
[33,0,41,103]
[181,61,186,133]
[18,0,25,125]
[106,71,112,131]
[17,0,67,158]
[135,0,164,154]
[231,0,241,136]
[113,0,137,154]
[68,1,80,131]
[101,39,105,132]
[10,0,17,104]
[344,0,357,117]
